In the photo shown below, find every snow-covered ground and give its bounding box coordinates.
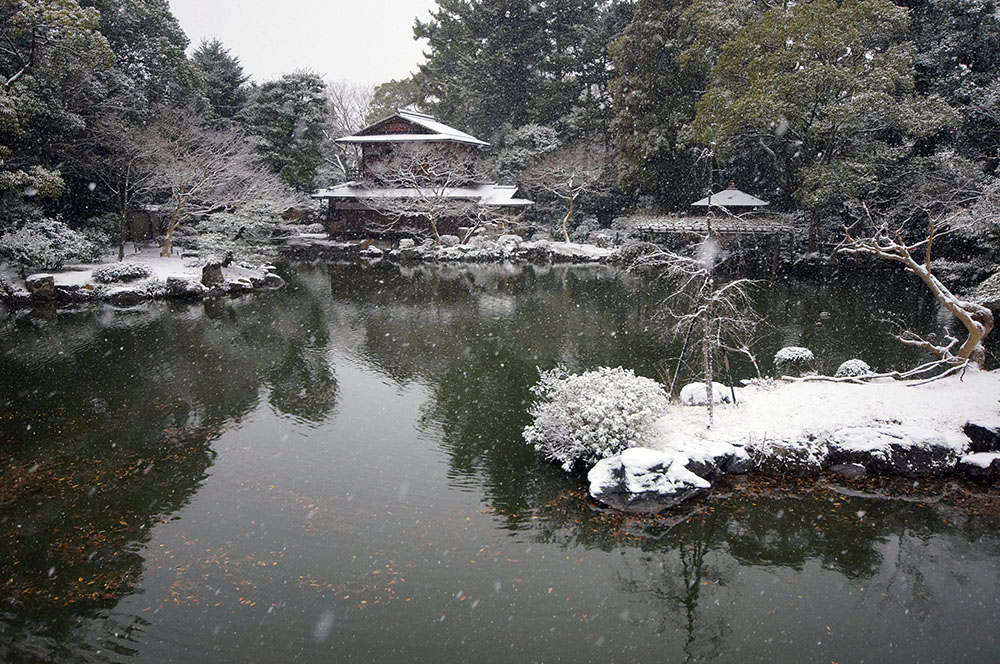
[1,246,283,302]
[654,369,999,451]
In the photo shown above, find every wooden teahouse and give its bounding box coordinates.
[312,109,533,238]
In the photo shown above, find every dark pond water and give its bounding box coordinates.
[1,261,998,663]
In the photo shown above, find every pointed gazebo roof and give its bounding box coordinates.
[691,184,769,208]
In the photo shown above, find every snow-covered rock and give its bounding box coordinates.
[835,359,871,378]
[399,238,416,250]
[25,273,57,301]
[165,276,206,299]
[963,421,1000,453]
[678,381,737,406]
[749,437,828,476]
[826,426,968,476]
[588,448,711,513]
[439,234,461,248]
[956,452,1000,481]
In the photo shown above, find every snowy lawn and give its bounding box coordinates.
[654,368,1000,452]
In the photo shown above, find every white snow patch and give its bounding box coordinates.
[651,369,1000,454]
[960,452,1000,469]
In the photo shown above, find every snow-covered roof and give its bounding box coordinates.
[312,182,533,207]
[691,185,769,208]
[337,109,489,147]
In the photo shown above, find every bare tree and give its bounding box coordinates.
[322,79,373,179]
[141,110,294,256]
[81,108,159,261]
[840,206,994,369]
[359,143,482,244]
[522,142,609,242]
[635,237,761,429]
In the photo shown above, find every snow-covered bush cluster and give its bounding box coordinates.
[92,261,153,283]
[523,366,670,472]
[774,346,815,365]
[835,358,871,378]
[0,219,100,271]
[191,200,283,261]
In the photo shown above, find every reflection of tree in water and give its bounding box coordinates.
[526,480,997,661]
[0,286,337,662]
[309,261,666,527]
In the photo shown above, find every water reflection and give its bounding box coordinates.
[1,261,997,664]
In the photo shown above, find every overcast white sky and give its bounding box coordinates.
[167,0,438,86]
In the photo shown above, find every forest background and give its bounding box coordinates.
[2,0,1000,265]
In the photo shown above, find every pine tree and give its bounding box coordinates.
[192,38,250,123]
[244,71,329,192]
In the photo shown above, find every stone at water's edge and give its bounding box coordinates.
[826,427,968,477]
[26,274,56,301]
[956,453,1000,481]
[963,421,1000,454]
[588,448,711,513]
[202,260,224,287]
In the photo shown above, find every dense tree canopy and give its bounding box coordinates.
[244,71,329,192]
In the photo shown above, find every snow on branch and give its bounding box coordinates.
[839,203,993,367]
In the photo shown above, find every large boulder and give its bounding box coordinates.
[963,421,1000,453]
[165,276,206,299]
[826,427,968,476]
[201,258,224,287]
[588,448,711,513]
[25,274,57,301]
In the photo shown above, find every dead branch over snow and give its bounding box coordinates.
[839,204,993,368]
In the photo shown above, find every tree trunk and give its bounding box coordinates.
[562,190,574,243]
[703,303,714,429]
[161,216,179,257]
[808,209,820,253]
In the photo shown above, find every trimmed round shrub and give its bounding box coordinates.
[92,261,153,284]
[523,366,670,472]
[835,358,871,378]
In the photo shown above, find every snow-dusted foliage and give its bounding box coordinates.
[835,358,871,378]
[0,219,100,270]
[91,261,153,283]
[523,366,670,472]
[774,346,815,364]
[193,200,283,261]
[774,346,815,367]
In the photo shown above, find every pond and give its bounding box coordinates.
[1,261,998,663]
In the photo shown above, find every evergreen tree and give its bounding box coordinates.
[192,38,250,123]
[609,0,706,209]
[691,0,958,246]
[899,0,1000,171]
[0,0,115,202]
[414,0,629,141]
[81,0,196,108]
[244,71,329,192]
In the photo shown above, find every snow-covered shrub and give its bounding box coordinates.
[0,219,100,271]
[92,261,153,284]
[835,359,871,378]
[523,366,670,472]
[191,200,282,261]
[774,346,815,375]
[570,217,601,244]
